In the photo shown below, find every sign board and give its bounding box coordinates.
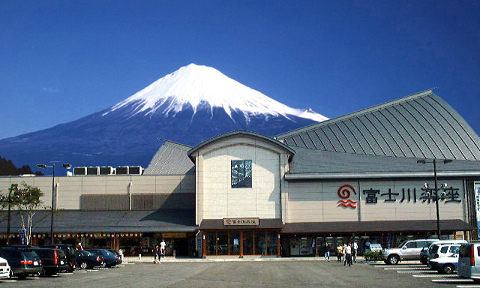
[162,233,186,238]
[223,218,259,226]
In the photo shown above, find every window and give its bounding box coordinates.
[231,160,252,188]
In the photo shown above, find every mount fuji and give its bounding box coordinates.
[0,64,327,170]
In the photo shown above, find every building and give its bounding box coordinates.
[1,89,480,257]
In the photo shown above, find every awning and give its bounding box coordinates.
[282,219,474,234]
[199,218,283,230]
[0,210,196,233]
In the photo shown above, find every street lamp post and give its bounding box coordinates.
[36,163,71,244]
[417,159,452,239]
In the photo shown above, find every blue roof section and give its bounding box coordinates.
[276,90,480,162]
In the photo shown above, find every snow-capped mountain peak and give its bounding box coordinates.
[104,63,327,122]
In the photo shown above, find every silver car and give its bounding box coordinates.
[381,239,438,265]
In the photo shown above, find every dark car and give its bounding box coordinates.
[31,247,69,276]
[107,249,123,265]
[42,244,76,272]
[0,247,43,279]
[75,250,104,269]
[86,249,120,267]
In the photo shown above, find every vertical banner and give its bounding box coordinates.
[475,182,480,238]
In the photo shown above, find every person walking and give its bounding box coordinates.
[153,244,160,264]
[336,244,343,262]
[324,243,330,262]
[344,243,352,266]
[352,241,358,263]
[160,239,166,262]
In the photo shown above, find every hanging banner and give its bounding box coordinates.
[475,182,480,238]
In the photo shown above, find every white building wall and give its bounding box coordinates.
[195,136,288,224]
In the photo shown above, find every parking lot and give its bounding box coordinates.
[2,258,480,288]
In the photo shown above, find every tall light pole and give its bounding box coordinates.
[417,159,452,239]
[36,163,71,244]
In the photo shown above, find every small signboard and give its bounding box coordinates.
[223,218,260,226]
[162,233,187,238]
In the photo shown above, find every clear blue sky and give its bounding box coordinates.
[1,0,479,140]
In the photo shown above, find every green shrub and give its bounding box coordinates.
[363,251,382,261]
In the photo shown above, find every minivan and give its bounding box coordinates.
[0,247,42,279]
[459,243,480,282]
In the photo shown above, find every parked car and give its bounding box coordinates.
[369,244,383,252]
[420,240,466,264]
[381,239,439,265]
[85,249,120,267]
[458,243,480,281]
[427,243,463,265]
[0,256,11,279]
[0,247,42,279]
[430,253,459,274]
[75,250,104,269]
[42,244,76,272]
[30,247,69,276]
[107,249,123,264]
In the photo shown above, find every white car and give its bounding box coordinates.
[429,253,458,274]
[0,256,11,279]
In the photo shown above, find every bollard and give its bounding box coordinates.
[139,253,142,260]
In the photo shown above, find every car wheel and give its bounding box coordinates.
[387,255,400,265]
[80,262,88,269]
[420,257,427,265]
[17,274,27,280]
[100,260,106,268]
[443,264,455,274]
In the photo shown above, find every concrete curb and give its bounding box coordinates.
[122,256,368,263]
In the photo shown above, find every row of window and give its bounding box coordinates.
[206,230,278,256]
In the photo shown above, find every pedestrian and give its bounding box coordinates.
[344,243,352,266]
[336,244,343,262]
[76,242,84,251]
[160,239,166,261]
[153,244,160,264]
[352,241,358,263]
[324,243,330,262]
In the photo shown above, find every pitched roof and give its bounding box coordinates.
[276,90,480,161]
[144,141,195,175]
[188,130,295,161]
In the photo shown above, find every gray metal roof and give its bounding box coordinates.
[0,210,196,233]
[277,90,480,161]
[144,141,195,175]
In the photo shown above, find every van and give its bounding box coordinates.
[459,243,480,281]
[421,240,467,264]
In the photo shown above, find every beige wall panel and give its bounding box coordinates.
[200,140,283,220]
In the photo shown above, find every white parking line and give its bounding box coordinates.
[456,285,480,288]
[384,267,430,270]
[431,279,472,283]
[413,274,459,278]
[374,265,426,268]
[397,270,437,274]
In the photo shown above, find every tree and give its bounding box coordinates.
[0,183,45,245]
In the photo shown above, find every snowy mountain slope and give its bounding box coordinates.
[104,63,327,122]
[0,64,327,170]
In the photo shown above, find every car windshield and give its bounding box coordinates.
[398,241,408,248]
[81,251,94,256]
